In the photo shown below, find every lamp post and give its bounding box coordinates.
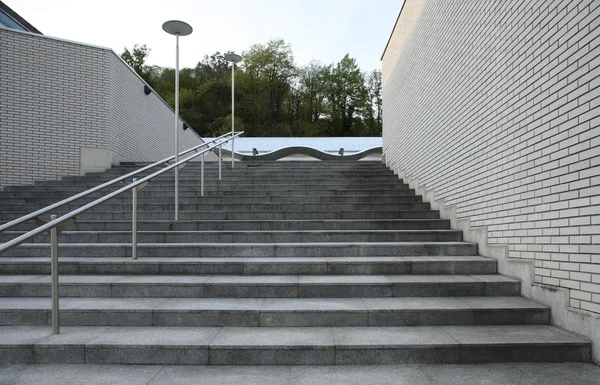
[225,53,242,168]
[162,20,192,221]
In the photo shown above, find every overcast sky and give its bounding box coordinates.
[7,0,403,71]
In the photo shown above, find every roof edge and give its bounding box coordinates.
[380,0,407,61]
[0,0,42,34]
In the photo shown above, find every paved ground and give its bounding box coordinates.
[0,363,599,384]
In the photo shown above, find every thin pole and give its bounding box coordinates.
[132,178,138,260]
[219,145,222,181]
[174,33,180,221]
[231,63,235,168]
[50,214,59,335]
[201,154,204,197]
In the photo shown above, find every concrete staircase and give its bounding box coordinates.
[0,161,590,365]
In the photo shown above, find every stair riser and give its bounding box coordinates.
[0,232,463,244]
[0,308,549,327]
[0,344,589,365]
[0,189,413,198]
[3,220,453,232]
[0,260,496,276]
[0,195,422,205]
[0,203,432,213]
[2,244,478,258]
[1,211,442,221]
[33,177,403,186]
[0,281,519,299]
[4,185,410,195]
[14,178,408,186]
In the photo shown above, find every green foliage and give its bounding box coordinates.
[129,39,383,137]
[120,44,155,86]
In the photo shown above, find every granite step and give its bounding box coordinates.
[0,256,497,275]
[0,202,432,214]
[0,275,518,298]
[0,230,464,244]
[1,242,478,258]
[0,188,414,198]
[1,210,442,221]
[0,325,589,365]
[4,181,410,192]
[0,194,422,205]
[4,219,453,232]
[0,296,547,327]
[33,176,404,186]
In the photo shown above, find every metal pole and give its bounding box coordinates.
[132,178,138,260]
[174,33,180,221]
[50,214,60,335]
[231,63,235,169]
[219,145,222,181]
[201,154,204,197]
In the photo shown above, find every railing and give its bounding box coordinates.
[0,131,243,334]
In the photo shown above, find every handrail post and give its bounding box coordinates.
[201,154,205,197]
[231,136,235,169]
[50,214,60,335]
[174,167,179,221]
[132,178,138,260]
[218,144,222,181]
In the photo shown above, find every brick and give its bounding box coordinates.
[0,29,202,189]
[381,1,599,313]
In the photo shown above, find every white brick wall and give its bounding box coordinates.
[382,0,600,314]
[0,28,203,187]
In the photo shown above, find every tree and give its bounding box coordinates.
[365,70,383,135]
[124,41,382,138]
[290,61,330,136]
[326,54,367,136]
[241,38,297,136]
[120,44,154,86]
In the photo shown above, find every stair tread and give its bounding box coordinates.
[13,241,476,247]
[0,274,517,285]
[0,256,494,262]
[0,325,587,348]
[0,296,544,311]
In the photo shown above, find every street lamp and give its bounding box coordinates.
[162,20,192,221]
[225,53,242,168]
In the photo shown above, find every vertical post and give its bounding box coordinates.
[50,214,60,335]
[132,178,138,260]
[201,154,205,197]
[174,34,180,221]
[219,145,222,181]
[231,63,235,169]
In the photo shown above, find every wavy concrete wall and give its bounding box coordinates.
[382,0,600,360]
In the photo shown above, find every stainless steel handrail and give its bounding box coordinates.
[0,131,243,252]
[0,132,234,233]
[0,131,243,335]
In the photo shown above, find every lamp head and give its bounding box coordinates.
[224,53,242,63]
[162,20,193,36]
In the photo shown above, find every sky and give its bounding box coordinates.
[7,0,403,72]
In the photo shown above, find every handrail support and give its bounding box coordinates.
[201,154,205,197]
[132,178,138,260]
[50,214,59,335]
[219,145,222,181]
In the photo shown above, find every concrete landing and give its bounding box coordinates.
[0,363,599,384]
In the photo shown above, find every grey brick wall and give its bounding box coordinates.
[382,0,600,314]
[0,28,203,187]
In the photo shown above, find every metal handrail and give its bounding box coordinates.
[0,131,243,252]
[0,132,234,233]
[0,131,242,335]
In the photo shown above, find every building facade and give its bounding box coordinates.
[0,10,204,188]
[382,0,600,360]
